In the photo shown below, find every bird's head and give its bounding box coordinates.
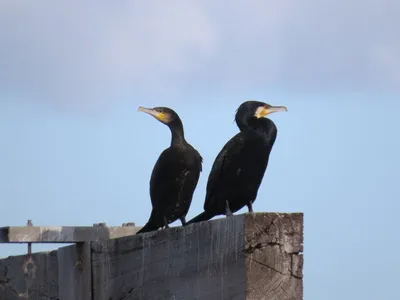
[236,100,287,120]
[235,100,287,129]
[138,106,179,125]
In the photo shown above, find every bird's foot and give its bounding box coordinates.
[180,216,186,226]
[164,217,169,228]
[247,201,254,213]
[225,200,233,217]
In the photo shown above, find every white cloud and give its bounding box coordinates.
[0,0,399,108]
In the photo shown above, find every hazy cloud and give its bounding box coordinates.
[0,0,399,107]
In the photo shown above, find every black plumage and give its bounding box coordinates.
[137,106,202,234]
[186,101,287,225]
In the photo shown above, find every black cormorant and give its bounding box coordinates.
[186,101,287,225]
[137,106,202,234]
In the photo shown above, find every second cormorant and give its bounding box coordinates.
[186,100,287,225]
[137,106,202,234]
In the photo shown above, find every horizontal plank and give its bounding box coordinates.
[0,212,303,300]
[91,212,304,300]
[0,224,142,243]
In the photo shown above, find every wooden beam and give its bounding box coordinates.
[58,242,92,300]
[0,249,59,299]
[0,213,304,299]
[0,224,142,243]
[91,212,304,300]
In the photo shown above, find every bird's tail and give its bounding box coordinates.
[137,208,164,234]
[184,211,216,226]
[136,219,160,234]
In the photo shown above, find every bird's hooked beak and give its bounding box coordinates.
[138,106,165,122]
[254,105,288,119]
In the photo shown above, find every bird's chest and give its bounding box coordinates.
[175,150,198,169]
[235,137,270,174]
[244,134,270,157]
[151,149,193,182]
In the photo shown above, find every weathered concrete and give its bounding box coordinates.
[91,213,303,300]
[0,224,142,243]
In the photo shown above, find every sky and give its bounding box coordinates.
[1,1,399,299]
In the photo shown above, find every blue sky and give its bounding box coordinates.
[1,1,400,299]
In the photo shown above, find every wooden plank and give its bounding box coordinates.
[244,213,303,300]
[58,242,92,300]
[0,225,142,243]
[91,215,247,300]
[0,212,303,300]
[0,250,59,299]
[90,212,304,300]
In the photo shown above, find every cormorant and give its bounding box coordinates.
[136,106,202,234]
[186,101,287,225]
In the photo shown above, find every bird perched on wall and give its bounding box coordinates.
[186,101,287,225]
[136,106,202,234]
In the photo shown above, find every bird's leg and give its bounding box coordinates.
[164,216,169,228]
[247,201,254,213]
[225,200,233,217]
[179,216,186,226]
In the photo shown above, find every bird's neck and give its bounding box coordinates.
[250,118,277,139]
[236,113,256,131]
[169,122,185,146]
[236,117,255,131]
[238,117,276,134]
[236,120,249,131]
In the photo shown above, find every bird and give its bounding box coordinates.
[136,106,202,234]
[185,100,287,225]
